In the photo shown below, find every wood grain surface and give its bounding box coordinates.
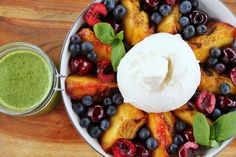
[0,0,235,157]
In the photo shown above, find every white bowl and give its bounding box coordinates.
[60,0,236,156]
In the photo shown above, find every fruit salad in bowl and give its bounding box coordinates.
[60,0,236,156]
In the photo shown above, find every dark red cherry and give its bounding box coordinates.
[189,10,208,25]
[87,105,104,123]
[69,56,93,75]
[230,67,236,86]
[222,48,236,64]
[97,60,115,82]
[135,144,151,157]
[144,0,160,9]
[183,128,195,142]
[218,96,236,112]
[195,91,216,114]
[178,142,199,157]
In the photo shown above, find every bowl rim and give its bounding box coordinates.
[59,0,236,156]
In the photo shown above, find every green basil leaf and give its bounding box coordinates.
[111,39,126,71]
[116,30,124,40]
[193,112,210,146]
[210,125,215,140]
[210,140,221,148]
[213,111,236,142]
[93,23,115,44]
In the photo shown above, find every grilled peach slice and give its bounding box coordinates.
[188,22,236,63]
[173,104,212,126]
[121,0,154,45]
[100,103,147,152]
[198,69,236,94]
[65,75,117,100]
[164,112,176,133]
[78,28,112,61]
[157,5,182,34]
[148,113,173,157]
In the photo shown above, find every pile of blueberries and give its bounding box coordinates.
[168,121,194,155]
[179,0,209,39]
[144,0,209,40]
[72,93,124,139]
[69,34,96,62]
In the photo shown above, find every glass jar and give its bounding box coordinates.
[0,42,61,116]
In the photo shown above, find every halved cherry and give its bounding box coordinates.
[230,67,236,86]
[84,3,108,27]
[69,55,93,75]
[218,96,236,112]
[183,128,195,142]
[178,142,199,157]
[165,0,176,5]
[195,91,216,114]
[112,138,136,157]
[97,60,115,82]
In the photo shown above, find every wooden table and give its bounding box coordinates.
[0,0,235,157]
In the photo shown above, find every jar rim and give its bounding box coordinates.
[0,42,58,116]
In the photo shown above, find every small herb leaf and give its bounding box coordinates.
[210,140,221,148]
[193,112,210,146]
[213,111,236,142]
[93,23,115,44]
[111,39,126,71]
[116,30,124,40]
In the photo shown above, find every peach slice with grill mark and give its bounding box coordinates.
[65,75,117,100]
[157,5,182,34]
[100,103,147,152]
[121,0,154,46]
[188,22,236,63]
[148,113,173,157]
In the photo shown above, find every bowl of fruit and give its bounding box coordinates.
[60,0,236,156]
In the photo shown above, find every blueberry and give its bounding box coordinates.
[159,4,172,16]
[219,83,231,95]
[72,102,85,115]
[189,0,199,10]
[197,25,207,35]
[150,12,162,25]
[179,1,192,14]
[173,134,186,145]
[81,42,93,54]
[138,128,150,140]
[112,93,124,105]
[179,16,190,27]
[210,48,222,58]
[89,126,102,138]
[103,97,113,106]
[79,118,91,128]
[70,34,81,44]
[87,50,97,62]
[183,25,196,39]
[146,137,158,150]
[69,44,81,57]
[106,105,117,116]
[168,144,178,154]
[214,63,226,74]
[102,0,116,12]
[82,96,94,106]
[210,108,222,120]
[175,121,187,132]
[100,119,110,131]
[113,5,127,22]
[207,57,218,67]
